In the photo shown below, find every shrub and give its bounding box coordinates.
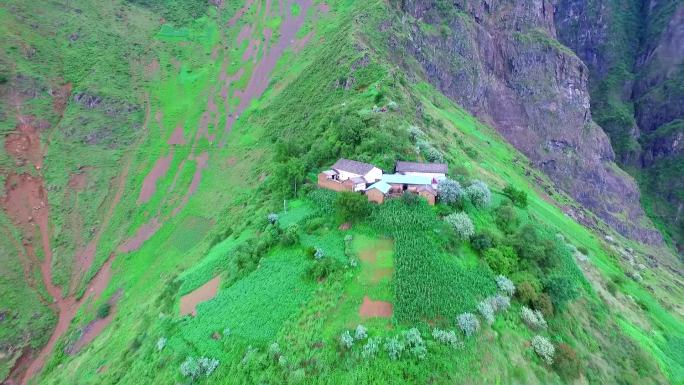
[267,213,279,224]
[354,325,368,340]
[495,204,519,234]
[361,337,381,358]
[157,337,167,351]
[445,212,474,240]
[471,231,495,253]
[553,343,581,379]
[437,178,464,206]
[477,300,495,325]
[503,185,528,208]
[403,328,427,359]
[521,306,547,330]
[339,331,353,349]
[577,246,588,256]
[281,224,299,246]
[516,280,538,306]
[606,280,618,295]
[268,342,281,359]
[314,247,325,260]
[424,145,444,162]
[432,328,463,349]
[384,336,404,360]
[97,303,111,319]
[335,192,370,222]
[408,126,425,142]
[457,313,480,337]
[532,335,555,365]
[496,275,516,297]
[180,356,219,379]
[533,293,554,318]
[308,257,341,280]
[401,191,420,206]
[466,180,491,208]
[483,246,519,275]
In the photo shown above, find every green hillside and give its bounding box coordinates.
[0,1,682,385]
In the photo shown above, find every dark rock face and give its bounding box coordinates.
[389,0,663,244]
[555,0,684,251]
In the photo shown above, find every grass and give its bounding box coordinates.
[1,0,681,385]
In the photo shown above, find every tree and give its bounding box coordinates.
[335,192,370,222]
[503,184,528,208]
[495,204,519,234]
[457,312,480,337]
[437,178,464,206]
[544,275,579,310]
[445,212,474,240]
[553,343,581,379]
[483,246,519,275]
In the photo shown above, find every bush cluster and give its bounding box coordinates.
[521,306,548,330]
[477,300,495,325]
[180,356,219,380]
[445,212,474,240]
[457,312,480,337]
[466,180,491,208]
[437,178,464,206]
[532,335,555,365]
[503,185,528,208]
[432,328,463,349]
[495,275,516,297]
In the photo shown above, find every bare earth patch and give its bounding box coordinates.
[180,276,221,316]
[359,296,393,318]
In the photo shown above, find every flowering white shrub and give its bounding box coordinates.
[157,337,167,351]
[384,336,404,360]
[354,324,368,340]
[457,312,480,337]
[532,335,555,365]
[437,179,464,206]
[403,328,427,359]
[268,342,280,358]
[495,275,516,297]
[314,247,325,260]
[267,213,279,224]
[466,180,491,208]
[445,212,475,240]
[340,330,354,349]
[180,356,219,379]
[432,328,463,349]
[521,306,548,330]
[361,337,381,358]
[477,300,495,325]
[487,294,511,313]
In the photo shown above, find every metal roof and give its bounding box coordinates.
[331,158,376,175]
[395,161,448,174]
[366,181,391,194]
[381,173,432,186]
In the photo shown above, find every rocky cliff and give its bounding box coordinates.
[387,0,663,244]
[554,0,684,252]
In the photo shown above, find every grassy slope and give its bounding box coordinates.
[0,1,681,384]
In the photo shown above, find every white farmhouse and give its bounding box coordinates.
[395,161,447,183]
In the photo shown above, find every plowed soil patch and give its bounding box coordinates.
[4,121,43,169]
[359,296,392,318]
[180,276,221,316]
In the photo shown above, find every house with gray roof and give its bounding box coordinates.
[395,161,447,182]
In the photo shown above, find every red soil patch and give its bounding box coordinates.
[4,119,45,170]
[339,222,351,230]
[51,82,72,115]
[137,153,173,204]
[145,58,160,78]
[359,296,393,318]
[237,24,253,45]
[318,3,330,13]
[118,217,162,254]
[292,30,314,53]
[228,0,254,26]
[179,276,221,316]
[168,124,186,145]
[358,248,376,264]
[67,171,88,192]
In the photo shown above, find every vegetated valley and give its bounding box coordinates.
[0,1,682,385]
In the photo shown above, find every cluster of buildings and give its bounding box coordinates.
[317,158,447,205]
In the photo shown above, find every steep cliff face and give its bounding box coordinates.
[555,0,684,252]
[387,0,663,244]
